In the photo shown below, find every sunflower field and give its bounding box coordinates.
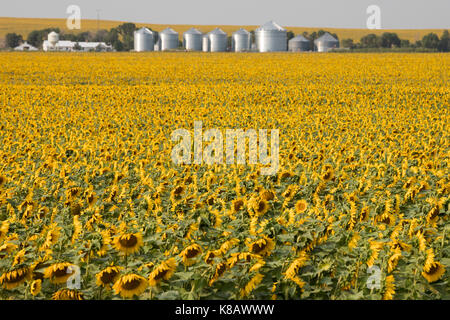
[0,52,448,300]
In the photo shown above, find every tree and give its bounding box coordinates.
[286,31,295,41]
[379,32,401,48]
[400,39,410,48]
[73,42,82,51]
[360,34,379,48]
[422,33,439,49]
[341,38,354,49]
[6,33,23,48]
[438,30,449,52]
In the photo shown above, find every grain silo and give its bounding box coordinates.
[134,27,154,52]
[208,28,227,52]
[48,31,59,48]
[160,27,179,51]
[183,28,203,51]
[232,28,251,52]
[202,34,210,52]
[314,32,339,52]
[288,35,311,52]
[255,21,287,52]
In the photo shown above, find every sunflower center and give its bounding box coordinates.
[53,266,70,278]
[185,248,200,258]
[153,269,168,281]
[234,200,244,211]
[252,242,266,254]
[122,279,142,290]
[257,201,266,212]
[426,263,440,275]
[119,235,138,248]
[100,270,118,284]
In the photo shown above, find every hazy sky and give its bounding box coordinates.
[1,0,449,29]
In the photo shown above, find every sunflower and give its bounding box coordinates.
[113,274,148,298]
[40,225,61,251]
[260,190,275,201]
[422,262,446,283]
[0,174,6,187]
[383,275,396,300]
[52,288,84,300]
[148,258,177,286]
[248,237,275,257]
[86,192,97,208]
[96,266,121,288]
[294,200,308,213]
[66,187,81,200]
[321,165,334,182]
[43,262,75,284]
[0,220,9,243]
[0,267,32,289]
[170,185,185,202]
[112,232,143,255]
[255,198,269,216]
[231,198,245,214]
[209,262,228,286]
[70,201,82,216]
[240,273,264,297]
[30,279,42,296]
[180,243,202,266]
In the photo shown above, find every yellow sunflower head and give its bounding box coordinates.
[180,244,202,266]
[294,200,308,213]
[52,288,84,300]
[422,262,446,283]
[112,232,143,255]
[253,198,269,216]
[30,279,42,296]
[248,236,275,257]
[95,266,121,288]
[43,262,75,284]
[231,198,245,213]
[148,257,177,286]
[0,266,32,289]
[113,274,148,298]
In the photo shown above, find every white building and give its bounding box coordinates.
[14,42,38,51]
[43,40,113,52]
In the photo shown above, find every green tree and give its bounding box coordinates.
[379,32,401,48]
[341,38,354,49]
[360,34,379,48]
[6,33,23,48]
[438,30,449,52]
[422,33,440,49]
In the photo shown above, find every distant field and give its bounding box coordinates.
[0,17,446,43]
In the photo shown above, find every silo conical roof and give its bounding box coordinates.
[135,27,153,35]
[256,21,286,32]
[233,28,250,35]
[314,32,338,43]
[290,35,309,42]
[160,27,178,35]
[208,27,227,35]
[184,28,202,35]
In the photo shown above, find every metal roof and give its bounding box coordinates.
[208,28,227,35]
[314,32,338,43]
[233,28,250,35]
[184,28,202,35]
[256,21,285,32]
[135,27,153,34]
[160,27,178,35]
[289,35,310,42]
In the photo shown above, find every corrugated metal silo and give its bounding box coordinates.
[232,28,251,52]
[208,28,227,52]
[134,27,154,52]
[255,21,287,52]
[160,27,179,51]
[288,35,311,52]
[314,32,339,52]
[183,28,203,51]
[202,34,210,52]
[48,31,59,46]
